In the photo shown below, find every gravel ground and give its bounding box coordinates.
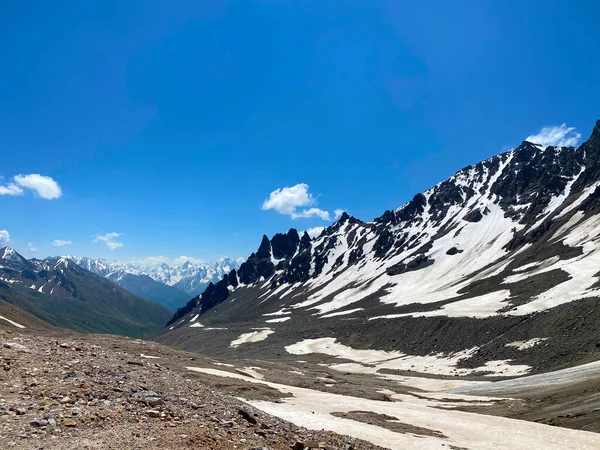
[0,329,385,450]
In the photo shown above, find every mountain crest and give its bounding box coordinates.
[166,120,600,331]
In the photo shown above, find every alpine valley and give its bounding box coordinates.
[6,122,600,449]
[0,248,171,337]
[68,256,242,311]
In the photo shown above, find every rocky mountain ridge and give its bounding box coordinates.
[65,256,243,311]
[0,248,171,337]
[160,120,600,377]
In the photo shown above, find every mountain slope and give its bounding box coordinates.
[105,272,190,312]
[0,249,171,337]
[158,120,600,376]
[0,293,55,330]
[69,256,241,308]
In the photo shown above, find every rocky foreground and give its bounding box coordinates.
[0,329,383,450]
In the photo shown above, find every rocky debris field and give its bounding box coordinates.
[0,329,384,450]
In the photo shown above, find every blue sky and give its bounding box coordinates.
[1,0,599,264]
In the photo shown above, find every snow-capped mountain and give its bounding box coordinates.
[0,248,171,337]
[146,258,243,296]
[159,120,600,378]
[69,256,242,297]
[65,256,242,310]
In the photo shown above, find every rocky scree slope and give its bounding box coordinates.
[0,248,171,338]
[0,329,379,450]
[159,120,600,375]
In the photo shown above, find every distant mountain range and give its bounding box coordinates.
[68,256,243,311]
[158,120,600,377]
[0,247,171,337]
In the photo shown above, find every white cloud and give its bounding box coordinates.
[53,239,72,247]
[262,183,314,215]
[291,207,331,220]
[261,183,333,221]
[13,174,62,199]
[0,230,10,245]
[94,232,123,250]
[306,227,325,238]
[0,174,61,199]
[28,242,38,252]
[172,255,204,265]
[130,255,207,267]
[0,184,24,196]
[526,124,582,148]
[131,256,171,266]
[334,209,345,220]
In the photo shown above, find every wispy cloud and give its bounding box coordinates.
[28,242,38,252]
[0,174,62,199]
[130,255,206,267]
[526,124,582,147]
[261,183,333,221]
[172,255,204,265]
[291,207,330,220]
[0,184,23,196]
[52,239,72,247]
[94,232,123,250]
[0,230,10,245]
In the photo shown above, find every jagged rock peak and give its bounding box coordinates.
[256,235,272,259]
[271,229,300,260]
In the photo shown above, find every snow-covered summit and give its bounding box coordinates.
[66,255,242,296]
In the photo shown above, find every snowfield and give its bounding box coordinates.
[188,366,600,450]
[285,337,531,377]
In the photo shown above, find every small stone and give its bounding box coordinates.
[146,397,163,407]
[147,409,161,418]
[60,396,72,404]
[136,390,159,398]
[238,408,258,425]
[48,418,57,429]
[59,343,69,349]
[3,342,27,352]
[30,418,43,427]
[127,361,144,366]
[62,418,77,427]
[15,407,26,416]
[304,440,320,449]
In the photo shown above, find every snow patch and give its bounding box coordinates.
[285,338,530,377]
[0,315,25,328]
[265,317,290,323]
[230,329,274,348]
[505,338,548,351]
